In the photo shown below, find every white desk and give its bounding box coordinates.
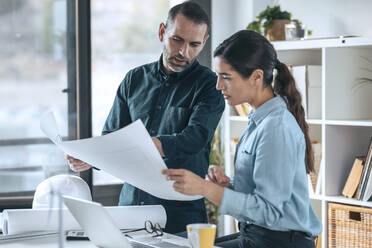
[0,232,192,248]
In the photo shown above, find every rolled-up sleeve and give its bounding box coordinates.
[219,124,301,227]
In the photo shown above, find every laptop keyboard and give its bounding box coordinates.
[129,241,154,248]
[129,240,189,248]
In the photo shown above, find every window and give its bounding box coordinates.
[91,0,170,185]
[0,0,75,202]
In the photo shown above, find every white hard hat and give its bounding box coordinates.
[33,175,92,209]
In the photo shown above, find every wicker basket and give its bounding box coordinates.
[328,203,372,248]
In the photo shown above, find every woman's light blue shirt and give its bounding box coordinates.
[219,96,322,236]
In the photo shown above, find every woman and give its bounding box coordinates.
[162,30,322,248]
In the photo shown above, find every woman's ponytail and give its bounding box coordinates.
[274,62,314,173]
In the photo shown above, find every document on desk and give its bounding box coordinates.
[1,205,166,235]
[40,111,201,201]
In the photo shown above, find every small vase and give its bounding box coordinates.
[266,19,290,41]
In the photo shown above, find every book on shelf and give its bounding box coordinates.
[309,142,322,193]
[234,103,251,116]
[360,137,372,201]
[315,168,322,195]
[342,157,365,198]
[315,234,322,248]
[354,137,372,200]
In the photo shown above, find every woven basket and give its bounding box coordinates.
[328,203,372,248]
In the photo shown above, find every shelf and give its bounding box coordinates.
[325,120,372,127]
[231,117,323,124]
[309,194,372,208]
[306,119,322,125]
[223,38,372,245]
[309,194,324,201]
[323,195,372,208]
[272,36,372,51]
[231,118,372,126]
[229,116,248,122]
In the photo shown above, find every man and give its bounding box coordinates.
[66,1,224,234]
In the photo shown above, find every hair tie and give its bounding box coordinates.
[275,59,281,69]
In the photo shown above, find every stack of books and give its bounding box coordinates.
[342,137,372,201]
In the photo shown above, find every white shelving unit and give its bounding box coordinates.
[222,37,372,247]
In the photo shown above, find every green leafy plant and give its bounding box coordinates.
[246,20,262,35]
[247,5,291,35]
[209,128,224,168]
[206,127,224,225]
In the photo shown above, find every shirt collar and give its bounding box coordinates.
[249,96,287,125]
[156,54,199,80]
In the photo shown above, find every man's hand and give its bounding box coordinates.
[207,165,230,187]
[152,137,165,157]
[64,154,92,172]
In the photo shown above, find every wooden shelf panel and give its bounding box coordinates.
[323,195,372,208]
[272,36,372,51]
[325,120,372,127]
[307,119,322,125]
[309,194,324,201]
[230,117,325,125]
[231,118,372,126]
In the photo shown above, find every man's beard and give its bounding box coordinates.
[163,47,193,73]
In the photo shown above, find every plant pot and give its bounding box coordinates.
[266,19,290,41]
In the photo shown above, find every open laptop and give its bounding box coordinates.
[63,196,189,248]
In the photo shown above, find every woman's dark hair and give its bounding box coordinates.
[214,30,314,173]
[166,1,210,35]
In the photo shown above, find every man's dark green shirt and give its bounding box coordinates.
[102,56,225,233]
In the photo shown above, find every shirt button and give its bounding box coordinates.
[140,201,144,205]
[150,130,155,135]
[156,106,162,110]
[165,83,170,87]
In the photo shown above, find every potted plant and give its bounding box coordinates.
[247,5,291,41]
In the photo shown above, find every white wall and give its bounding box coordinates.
[211,0,253,52]
[212,0,372,48]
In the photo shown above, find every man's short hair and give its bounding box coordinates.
[166,1,210,34]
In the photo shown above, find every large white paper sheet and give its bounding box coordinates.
[40,111,201,201]
[1,205,166,235]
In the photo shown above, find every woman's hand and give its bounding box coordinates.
[162,169,206,195]
[162,169,225,206]
[207,166,230,187]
